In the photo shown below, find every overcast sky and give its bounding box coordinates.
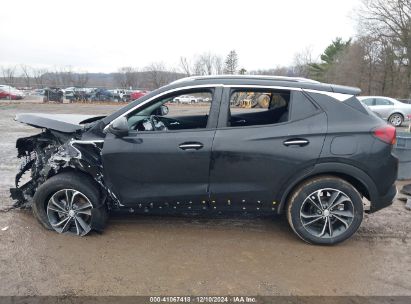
[0,0,360,73]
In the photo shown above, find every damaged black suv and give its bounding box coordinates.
[11,76,398,244]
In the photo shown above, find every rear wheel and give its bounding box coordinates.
[32,172,108,236]
[287,176,363,245]
[388,113,403,127]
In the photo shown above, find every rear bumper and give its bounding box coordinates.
[369,184,397,213]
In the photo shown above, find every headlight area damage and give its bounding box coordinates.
[9,113,119,211]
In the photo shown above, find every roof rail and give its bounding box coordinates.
[171,75,321,85]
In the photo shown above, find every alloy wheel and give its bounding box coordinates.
[300,188,355,239]
[389,114,402,126]
[46,189,94,236]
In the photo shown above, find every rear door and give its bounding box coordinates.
[373,98,394,119]
[208,87,327,213]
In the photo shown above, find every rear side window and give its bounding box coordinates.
[289,91,319,121]
[375,98,393,106]
[228,89,290,127]
[361,98,374,106]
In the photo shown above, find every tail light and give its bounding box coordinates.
[373,125,396,145]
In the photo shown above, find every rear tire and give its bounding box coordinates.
[286,176,363,245]
[32,172,108,236]
[388,113,403,127]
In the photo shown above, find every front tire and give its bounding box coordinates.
[32,172,108,236]
[388,113,403,127]
[287,176,363,245]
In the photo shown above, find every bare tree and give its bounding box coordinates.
[46,69,60,87]
[359,0,411,94]
[114,67,140,89]
[144,62,175,89]
[293,47,314,77]
[213,56,224,75]
[31,68,48,88]
[224,50,239,74]
[20,64,32,87]
[180,53,225,76]
[200,53,214,75]
[179,57,192,76]
[58,67,75,86]
[74,72,89,87]
[1,66,17,86]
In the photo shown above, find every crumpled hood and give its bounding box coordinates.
[15,113,105,133]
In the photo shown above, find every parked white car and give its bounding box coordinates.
[358,96,411,126]
[173,95,198,103]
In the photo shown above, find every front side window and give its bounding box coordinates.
[126,89,213,131]
[227,89,290,127]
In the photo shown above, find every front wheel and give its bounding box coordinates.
[287,176,363,245]
[388,113,403,127]
[32,172,108,236]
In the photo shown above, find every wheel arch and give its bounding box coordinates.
[48,167,104,194]
[277,162,377,214]
[388,111,405,120]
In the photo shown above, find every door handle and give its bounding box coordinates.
[283,139,309,147]
[179,142,204,150]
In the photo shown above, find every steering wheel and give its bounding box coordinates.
[143,115,167,131]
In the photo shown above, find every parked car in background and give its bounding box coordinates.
[0,85,24,100]
[130,90,149,100]
[173,95,197,103]
[10,75,398,245]
[34,89,45,96]
[107,89,129,102]
[358,96,411,126]
[90,88,115,102]
[43,87,64,103]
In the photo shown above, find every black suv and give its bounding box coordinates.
[10,76,398,245]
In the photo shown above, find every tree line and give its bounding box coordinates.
[268,0,411,99]
[0,50,243,91]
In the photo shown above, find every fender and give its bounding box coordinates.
[276,162,378,214]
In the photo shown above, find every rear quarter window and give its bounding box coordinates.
[289,91,319,121]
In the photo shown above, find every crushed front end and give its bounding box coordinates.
[10,128,119,210]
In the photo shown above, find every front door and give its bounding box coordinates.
[102,87,222,211]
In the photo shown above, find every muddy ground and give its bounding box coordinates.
[0,102,410,296]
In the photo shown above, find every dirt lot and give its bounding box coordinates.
[0,102,410,296]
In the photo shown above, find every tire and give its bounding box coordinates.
[32,171,108,236]
[286,176,363,245]
[388,113,403,127]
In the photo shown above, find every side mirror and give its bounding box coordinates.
[152,104,169,116]
[108,116,129,137]
[160,105,169,116]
